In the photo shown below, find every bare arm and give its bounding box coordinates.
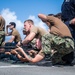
[38,14,47,22]
[22,32,36,45]
[6,25,12,36]
[70,18,75,25]
[7,35,15,42]
[17,47,44,63]
[11,49,28,62]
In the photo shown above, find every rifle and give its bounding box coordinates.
[0,44,39,52]
[0,44,33,52]
[0,46,17,49]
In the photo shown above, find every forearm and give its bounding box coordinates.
[20,48,33,62]
[70,18,75,25]
[19,48,44,63]
[22,51,43,63]
[38,14,47,21]
[6,27,8,35]
[22,32,36,45]
[7,40,13,43]
[16,53,28,62]
[22,39,30,45]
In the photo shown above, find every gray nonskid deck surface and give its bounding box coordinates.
[0,61,75,75]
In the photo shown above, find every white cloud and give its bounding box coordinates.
[0,8,48,41]
[1,8,23,30]
[0,8,24,40]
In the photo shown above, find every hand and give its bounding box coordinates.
[16,41,21,46]
[11,50,18,55]
[5,52,11,55]
[70,18,75,25]
[16,45,23,50]
[6,25,10,28]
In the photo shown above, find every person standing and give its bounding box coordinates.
[61,0,75,40]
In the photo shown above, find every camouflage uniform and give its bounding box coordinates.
[0,16,5,46]
[30,38,37,48]
[42,33,74,64]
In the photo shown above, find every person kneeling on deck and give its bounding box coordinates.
[1,22,21,61]
[16,14,75,65]
[5,22,21,47]
[11,38,42,62]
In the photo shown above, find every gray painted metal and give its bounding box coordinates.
[0,61,75,75]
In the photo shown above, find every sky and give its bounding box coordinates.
[0,0,64,40]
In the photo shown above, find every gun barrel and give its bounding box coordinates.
[0,46,17,49]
